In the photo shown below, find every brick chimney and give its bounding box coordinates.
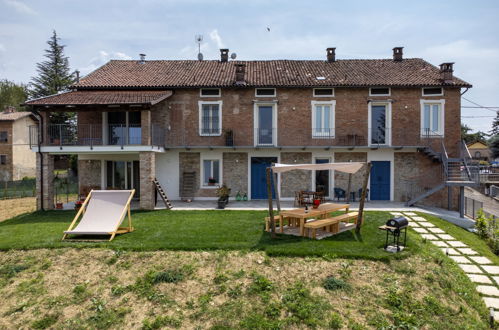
[220,49,229,62]
[326,47,336,62]
[235,63,246,85]
[139,53,146,64]
[393,47,403,61]
[439,62,454,83]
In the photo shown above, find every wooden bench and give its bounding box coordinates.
[265,215,284,233]
[304,212,359,239]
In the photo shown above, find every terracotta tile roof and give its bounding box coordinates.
[25,90,173,106]
[73,59,471,89]
[0,111,34,121]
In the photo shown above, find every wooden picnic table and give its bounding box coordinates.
[280,203,350,236]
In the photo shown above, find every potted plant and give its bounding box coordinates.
[312,199,321,209]
[225,129,234,147]
[216,184,231,209]
[208,177,217,186]
[74,200,83,210]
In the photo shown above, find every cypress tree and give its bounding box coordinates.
[491,111,499,136]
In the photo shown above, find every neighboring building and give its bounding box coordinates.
[0,107,38,181]
[467,141,491,162]
[25,47,474,211]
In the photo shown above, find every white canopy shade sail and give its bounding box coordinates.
[271,162,365,174]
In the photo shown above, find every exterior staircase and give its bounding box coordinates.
[153,178,173,209]
[406,141,478,207]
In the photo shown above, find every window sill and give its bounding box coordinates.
[199,133,222,137]
[201,185,220,189]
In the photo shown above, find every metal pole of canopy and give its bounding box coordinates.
[266,167,276,238]
[346,173,352,203]
[356,162,372,233]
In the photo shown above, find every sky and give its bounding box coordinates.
[0,0,498,133]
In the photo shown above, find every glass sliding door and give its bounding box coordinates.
[106,160,140,197]
[371,104,387,145]
[107,111,142,145]
[257,105,274,145]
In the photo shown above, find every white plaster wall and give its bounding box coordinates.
[155,151,180,200]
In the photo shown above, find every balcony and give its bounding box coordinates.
[30,124,165,152]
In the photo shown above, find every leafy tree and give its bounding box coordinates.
[0,80,28,112]
[491,111,499,136]
[29,30,75,124]
[461,124,488,144]
[490,135,499,159]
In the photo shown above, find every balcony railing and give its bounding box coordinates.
[29,124,165,148]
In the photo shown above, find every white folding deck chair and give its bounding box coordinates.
[62,190,135,241]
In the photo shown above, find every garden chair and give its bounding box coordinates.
[334,187,346,201]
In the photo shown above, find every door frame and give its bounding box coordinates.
[368,101,392,146]
[248,154,280,200]
[312,156,333,199]
[367,151,394,201]
[253,102,278,147]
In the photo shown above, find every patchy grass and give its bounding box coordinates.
[0,197,36,222]
[0,210,422,260]
[0,248,490,329]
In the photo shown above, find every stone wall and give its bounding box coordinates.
[36,153,54,210]
[223,152,248,197]
[280,152,312,198]
[394,152,418,202]
[78,159,101,194]
[139,152,156,209]
[333,153,367,197]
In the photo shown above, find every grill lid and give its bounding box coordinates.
[386,216,408,228]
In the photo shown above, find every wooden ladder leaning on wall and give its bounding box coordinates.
[153,178,173,209]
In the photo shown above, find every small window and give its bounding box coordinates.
[199,102,222,136]
[312,102,335,138]
[0,131,7,143]
[202,159,220,187]
[422,87,443,96]
[0,155,6,165]
[369,87,390,96]
[313,88,334,97]
[200,88,221,97]
[421,101,444,136]
[255,88,276,97]
[474,151,482,158]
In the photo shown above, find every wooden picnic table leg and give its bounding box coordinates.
[300,218,305,236]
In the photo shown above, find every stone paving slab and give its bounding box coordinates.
[469,256,493,265]
[458,264,483,274]
[437,234,455,240]
[492,277,499,285]
[482,266,499,275]
[418,221,436,227]
[411,216,427,221]
[412,227,428,233]
[408,222,420,227]
[421,234,439,240]
[457,248,478,255]
[449,255,471,264]
[427,227,445,234]
[477,285,499,297]
[390,212,403,216]
[467,274,493,284]
[404,212,417,216]
[431,241,449,247]
[441,247,461,255]
[483,297,499,309]
[446,241,468,248]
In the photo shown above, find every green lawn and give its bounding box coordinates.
[0,210,423,260]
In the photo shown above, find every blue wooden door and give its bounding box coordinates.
[370,161,390,200]
[251,157,277,199]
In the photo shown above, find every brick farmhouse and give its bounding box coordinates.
[25,47,472,210]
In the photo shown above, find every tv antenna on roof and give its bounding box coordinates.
[195,34,203,61]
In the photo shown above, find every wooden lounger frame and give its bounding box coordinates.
[62,189,135,242]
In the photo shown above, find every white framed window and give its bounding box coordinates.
[200,88,221,97]
[0,131,7,143]
[255,88,276,97]
[311,101,335,138]
[422,87,443,96]
[198,101,222,136]
[420,100,445,137]
[201,159,221,188]
[313,88,334,97]
[0,155,6,165]
[369,87,391,96]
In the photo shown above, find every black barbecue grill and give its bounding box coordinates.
[379,216,408,252]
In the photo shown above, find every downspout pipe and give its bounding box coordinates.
[30,106,44,211]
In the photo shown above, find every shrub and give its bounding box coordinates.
[475,210,499,255]
[323,276,350,291]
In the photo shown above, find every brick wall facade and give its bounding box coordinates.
[139,152,156,209]
[36,153,54,210]
[78,159,101,194]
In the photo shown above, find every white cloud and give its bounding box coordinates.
[209,29,224,49]
[79,50,132,74]
[3,0,37,15]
